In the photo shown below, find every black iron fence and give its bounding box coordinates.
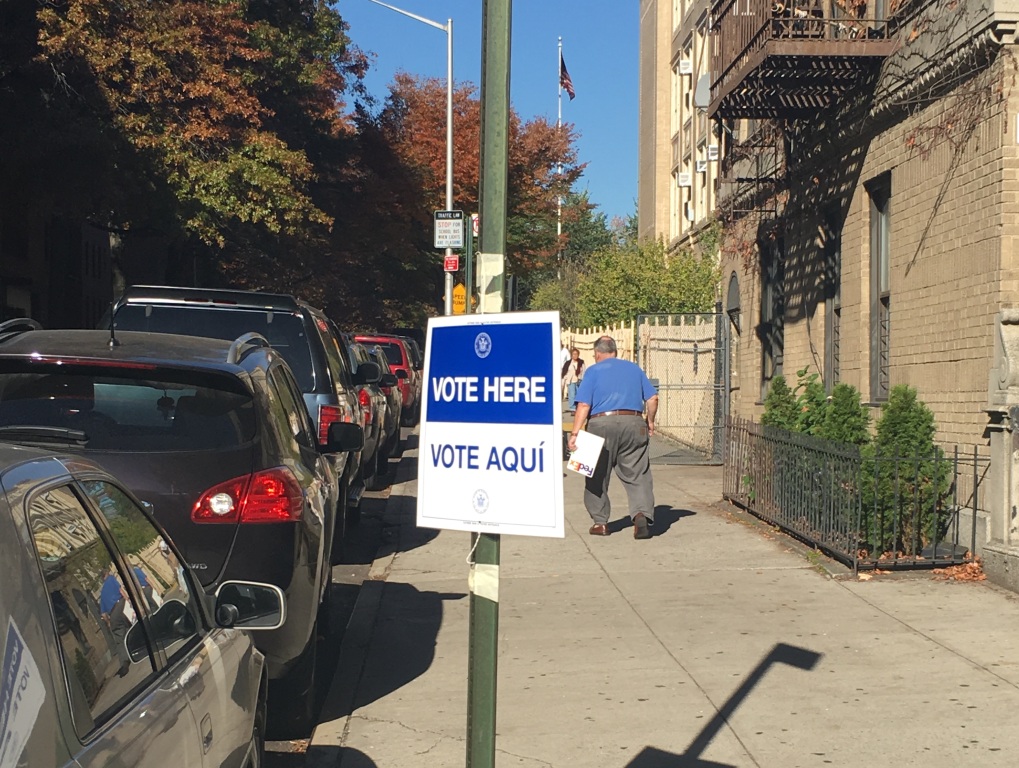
[723,417,989,571]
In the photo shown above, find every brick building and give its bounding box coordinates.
[640,0,1019,586]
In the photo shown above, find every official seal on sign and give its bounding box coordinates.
[474,332,492,359]
[472,489,490,514]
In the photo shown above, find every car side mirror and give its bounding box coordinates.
[324,421,364,453]
[380,373,398,387]
[214,581,286,630]
[354,361,382,385]
[395,369,409,380]
[124,599,196,663]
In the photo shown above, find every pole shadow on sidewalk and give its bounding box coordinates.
[625,643,823,767]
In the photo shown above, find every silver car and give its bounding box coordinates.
[0,444,284,767]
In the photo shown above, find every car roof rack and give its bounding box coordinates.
[0,318,42,341]
[121,285,301,311]
[226,332,272,365]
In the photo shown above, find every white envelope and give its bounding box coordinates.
[566,429,605,477]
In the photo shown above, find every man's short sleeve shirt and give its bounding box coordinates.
[574,358,656,415]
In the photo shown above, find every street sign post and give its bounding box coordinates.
[417,312,564,537]
[434,209,465,249]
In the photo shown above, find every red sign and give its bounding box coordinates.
[444,255,460,272]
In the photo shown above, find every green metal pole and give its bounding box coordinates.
[465,215,474,315]
[467,2,509,767]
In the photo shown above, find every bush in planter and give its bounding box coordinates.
[860,385,951,558]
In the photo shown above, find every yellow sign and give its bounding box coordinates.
[452,283,467,315]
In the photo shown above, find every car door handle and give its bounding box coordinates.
[202,713,213,754]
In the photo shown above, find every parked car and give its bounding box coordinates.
[337,335,389,486]
[0,441,286,767]
[365,343,403,461]
[0,323,362,738]
[355,334,420,426]
[104,285,379,533]
[397,335,424,422]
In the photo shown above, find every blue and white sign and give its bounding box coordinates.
[0,619,45,768]
[417,312,564,537]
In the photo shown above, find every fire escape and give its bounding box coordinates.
[708,0,897,215]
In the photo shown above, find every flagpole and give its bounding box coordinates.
[557,37,563,280]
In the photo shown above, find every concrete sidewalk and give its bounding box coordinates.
[309,439,1019,767]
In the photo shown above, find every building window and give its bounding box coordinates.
[868,174,891,402]
[759,237,784,401]
[823,208,842,391]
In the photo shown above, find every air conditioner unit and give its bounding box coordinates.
[707,144,719,161]
[678,59,693,75]
[696,159,708,174]
[684,202,696,222]
[677,172,692,188]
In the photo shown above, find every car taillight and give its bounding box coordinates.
[318,405,342,445]
[358,389,372,425]
[192,468,303,524]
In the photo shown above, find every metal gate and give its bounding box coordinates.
[636,313,730,465]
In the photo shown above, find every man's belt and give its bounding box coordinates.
[589,409,642,418]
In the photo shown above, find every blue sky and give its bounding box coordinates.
[336,0,639,225]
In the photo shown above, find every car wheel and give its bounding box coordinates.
[266,629,319,740]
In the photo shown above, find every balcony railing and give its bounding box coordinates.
[709,0,896,118]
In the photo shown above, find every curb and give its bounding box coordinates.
[307,443,416,763]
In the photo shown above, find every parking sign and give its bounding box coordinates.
[417,312,564,537]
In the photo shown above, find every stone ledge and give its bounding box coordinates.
[980,543,1019,593]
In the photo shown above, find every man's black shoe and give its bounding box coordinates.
[633,513,651,540]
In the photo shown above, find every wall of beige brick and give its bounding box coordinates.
[723,53,1019,449]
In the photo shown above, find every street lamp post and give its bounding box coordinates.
[366,0,455,316]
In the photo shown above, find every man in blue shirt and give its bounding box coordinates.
[567,336,659,539]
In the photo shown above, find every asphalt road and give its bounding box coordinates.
[263,452,397,766]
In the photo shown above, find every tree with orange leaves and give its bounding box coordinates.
[375,73,584,279]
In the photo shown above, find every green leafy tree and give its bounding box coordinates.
[572,238,717,327]
[528,259,589,328]
[561,191,612,261]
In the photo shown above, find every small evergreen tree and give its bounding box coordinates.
[794,369,828,436]
[761,375,798,431]
[817,383,870,445]
[860,385,951,556]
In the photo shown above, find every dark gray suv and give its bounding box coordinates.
[104,285,380,556]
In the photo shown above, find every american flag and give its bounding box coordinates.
[560,53,575,100]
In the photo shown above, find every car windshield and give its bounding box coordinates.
[0,366,255,451]
[113,304,314,391]
[374,342,404,366]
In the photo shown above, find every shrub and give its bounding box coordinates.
[817,383,870,446]
[860,385,951,557]
[761,375,798,430]
[794,369,828,436]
